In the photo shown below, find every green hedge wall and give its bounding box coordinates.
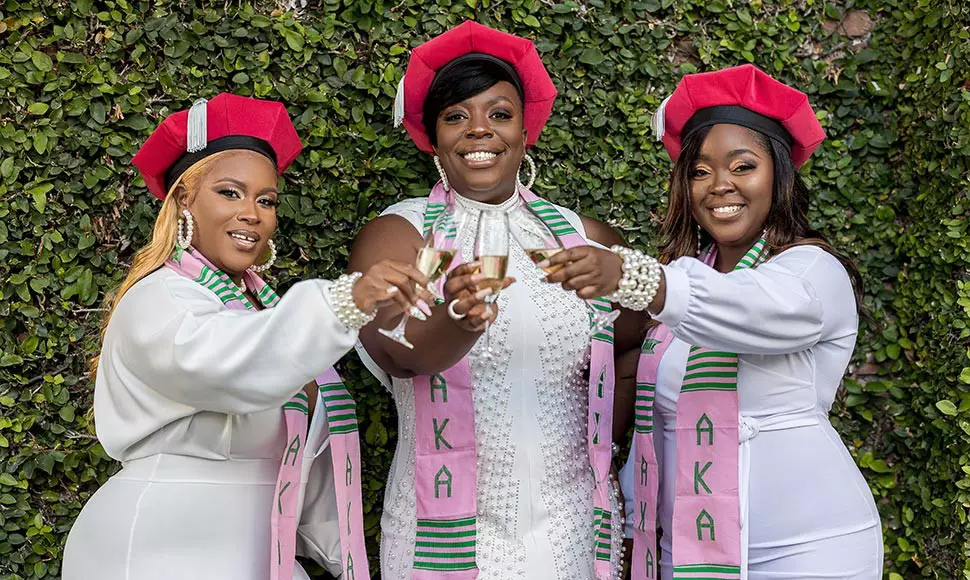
[1,0,968,578]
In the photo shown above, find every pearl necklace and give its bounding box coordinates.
[453,191,522,214]
[232,276,247,296]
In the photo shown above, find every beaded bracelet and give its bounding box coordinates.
[327,272,376,331]
[607,245,663,311]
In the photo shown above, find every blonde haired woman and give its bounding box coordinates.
[63,93,430,580]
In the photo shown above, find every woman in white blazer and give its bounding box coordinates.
[63,93,431,580]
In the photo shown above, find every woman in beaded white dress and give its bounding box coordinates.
[349,22,644,580]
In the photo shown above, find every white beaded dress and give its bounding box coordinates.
[358,193,600,580]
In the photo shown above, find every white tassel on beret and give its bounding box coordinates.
[393,76,406,128]
[650,95,672,142]
[186,98,208,153]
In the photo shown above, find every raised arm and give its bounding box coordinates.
[653,246,855,355]
[112,276,359,414]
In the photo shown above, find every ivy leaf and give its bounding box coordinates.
[31,51,53,72]
[28,102,49,115]
[0,157,14,179]
[0,353,24,366]
[28,183,52,213]
[34,132,49,154]
[59,406,76,422]
[579,49,606,66]
[280,28,304,51]
[91,102,106,124]
[936,400,958,416]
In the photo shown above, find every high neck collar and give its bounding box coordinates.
[453,190,521,213]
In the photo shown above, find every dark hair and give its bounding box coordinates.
[658,124,866,312]
[422,56,525,148]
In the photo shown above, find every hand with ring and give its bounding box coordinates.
[442,261,515,333]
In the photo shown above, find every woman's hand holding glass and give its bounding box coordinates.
[352,259,434,320]
[539,246,624,300]
[377,208,463,349]
[511,206,622,333]
[442,261,514,333]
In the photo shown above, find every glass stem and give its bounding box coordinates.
[483,299,496,355]
[390,312,410,337]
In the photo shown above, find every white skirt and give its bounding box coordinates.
[63,454,310,580]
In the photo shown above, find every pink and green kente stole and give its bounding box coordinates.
[165,247,371,580]
[631,239,767,580]
[410,182,618,579]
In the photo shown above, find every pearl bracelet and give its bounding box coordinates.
[607,245,662,311]
[327,272,376,331]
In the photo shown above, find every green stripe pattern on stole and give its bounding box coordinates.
[528,199,578,237]
[593,507,613,561]
[319,382,359,434]
[257,283,279,307]
[283,391,310,415]
[671,563,742,580]
[424,202,459,240]
[190,260,259,310]
[634,381,655,433]
[588,297,616,344]
[413,517,478,571]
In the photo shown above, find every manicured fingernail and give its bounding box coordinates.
[409,305,428,321]
[474,288,493,300]
[536,260,550,269]
[427,283,437,295]
[417,300,433,317]
[471,274,484,283]
[386,286,399,294]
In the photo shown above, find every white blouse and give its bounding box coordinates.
[359,194,601,580]
[64,268,357,580]
[620,246,882,579]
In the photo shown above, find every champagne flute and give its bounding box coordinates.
[474,209,510,358]
[511,205,620,337]
[378,207,461,349]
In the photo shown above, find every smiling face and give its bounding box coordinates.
[689,123,775,254]
[176,150,280,279]
[433,81,527,203]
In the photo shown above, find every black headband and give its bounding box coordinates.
[429,53,525,104]
[682,105,794,152]
[164,135,278,191]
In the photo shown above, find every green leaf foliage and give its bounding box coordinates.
[0,0,968,578]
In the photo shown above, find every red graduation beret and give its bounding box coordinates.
[395,20,558,154]
[654,64,825,168]
[132,93,302,200]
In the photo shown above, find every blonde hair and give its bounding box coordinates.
[90,152,234,380]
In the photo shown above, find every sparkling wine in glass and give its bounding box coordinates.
[378,207,460,349]
[474,209,510,357]
[511,205,619,336]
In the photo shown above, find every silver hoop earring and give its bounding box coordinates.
[177,209,194,250]
[248,239,277,273]
[516,154,537,191]
[433,155,450,191]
